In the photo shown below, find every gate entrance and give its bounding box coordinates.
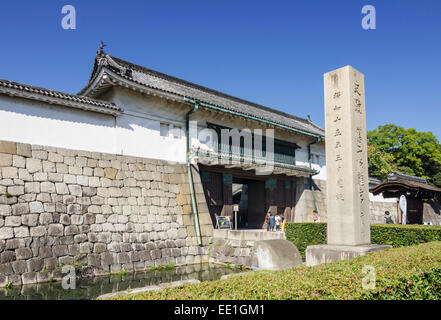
[199,165,297,229]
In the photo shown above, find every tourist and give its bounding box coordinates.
[313,210,320,223]
[384,211,394,224]
[268,213,276,232]
[275,214,282,231]
[265,212,271,231]
[281,215,286,231]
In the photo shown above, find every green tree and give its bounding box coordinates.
[367,124,441,180]
[367,144,397,179]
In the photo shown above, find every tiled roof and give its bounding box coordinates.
[81,52,325,138]
[370,178,441,195]
[0,78,122,115]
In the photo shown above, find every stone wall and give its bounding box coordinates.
[208,230,287,269]
[369,200,398,224]
[295,177,402,224]
[423,200,441,225]
[294,178,327,222]
[209,238,258,269]
[0,140,213,286]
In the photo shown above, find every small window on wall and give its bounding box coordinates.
[160,123,169,137]
[315,154,320,163]
[172,125,182,139]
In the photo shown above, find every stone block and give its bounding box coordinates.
[2,167,18,179]
[55,183,69,195]
[16,143,32,157]
[37,271,50,283]
[43,258,58,271]
[48,224,64,236]
[11,204,29,216]
[15,247,33,259]
[0,141,16,155]
[65,225,79,236]
[14,226,29,238]
[12,260,27,274]
[32,150,48,160]
[39,246,52,258]
[104,168,118,180]
[5,216,21,227]
[0,205,11,216]
[101,252,114,266]
[29,201,44,213]
[1,250,15,263]
[27,258,43,272]
[88,254,101,267]
[21,272,37,285]
[26,158,42,173]
[0,154,13,167]
[60,214,70,225]
[68,185,82,197]
[305,244,392,267]
[25,182,40,194]
[52,245,69,257]
[33,172,47,181]
[21,214,39,227]
[48,152,64,163]
[39,212,53,225]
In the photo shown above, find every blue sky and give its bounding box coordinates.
[0,0,440,139]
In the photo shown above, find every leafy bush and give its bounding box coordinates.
[284,223,327,256]
[106,242,441,300]
[285,223,441,257]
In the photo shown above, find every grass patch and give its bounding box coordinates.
[149,264,175,272]
[104,242,441,300]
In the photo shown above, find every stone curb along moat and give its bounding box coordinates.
[0,140,216,286]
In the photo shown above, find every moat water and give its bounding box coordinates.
[0,263,241,300]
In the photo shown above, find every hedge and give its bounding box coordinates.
[285,223,441,257]
[106,242,441,300]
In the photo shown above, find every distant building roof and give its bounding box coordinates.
[0,78,122,116]
[387,172,428,184]
[78,46,325,138]
[370,172,441,199]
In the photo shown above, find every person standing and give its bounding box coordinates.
[265,212,271,231]
[384,211,394,224]
[268,214,276,232]
[275,214,282,231]
[312,210,320,223]
[281,215,286,232]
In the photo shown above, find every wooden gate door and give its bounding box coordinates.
[407,199,423,224]
[247,180,266,229]
[201,171,223,227]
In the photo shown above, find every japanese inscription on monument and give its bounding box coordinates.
[324,66,370,246]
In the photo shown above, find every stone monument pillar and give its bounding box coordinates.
[305,66,391,266]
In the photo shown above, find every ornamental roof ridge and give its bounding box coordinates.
[80,44,324,138]
[0,78,122,115]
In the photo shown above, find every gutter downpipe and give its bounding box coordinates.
[186,102,203,247]
[308,137,323,212]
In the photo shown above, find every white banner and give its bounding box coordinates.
[399,195,407,225]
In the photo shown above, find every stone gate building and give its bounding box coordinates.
[0,45,329,285]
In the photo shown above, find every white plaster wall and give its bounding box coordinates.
[99,87,188,162]
[115,113,186,162]
[369,192,397,203]
[0,95,117,154]
[0,88,327,172]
